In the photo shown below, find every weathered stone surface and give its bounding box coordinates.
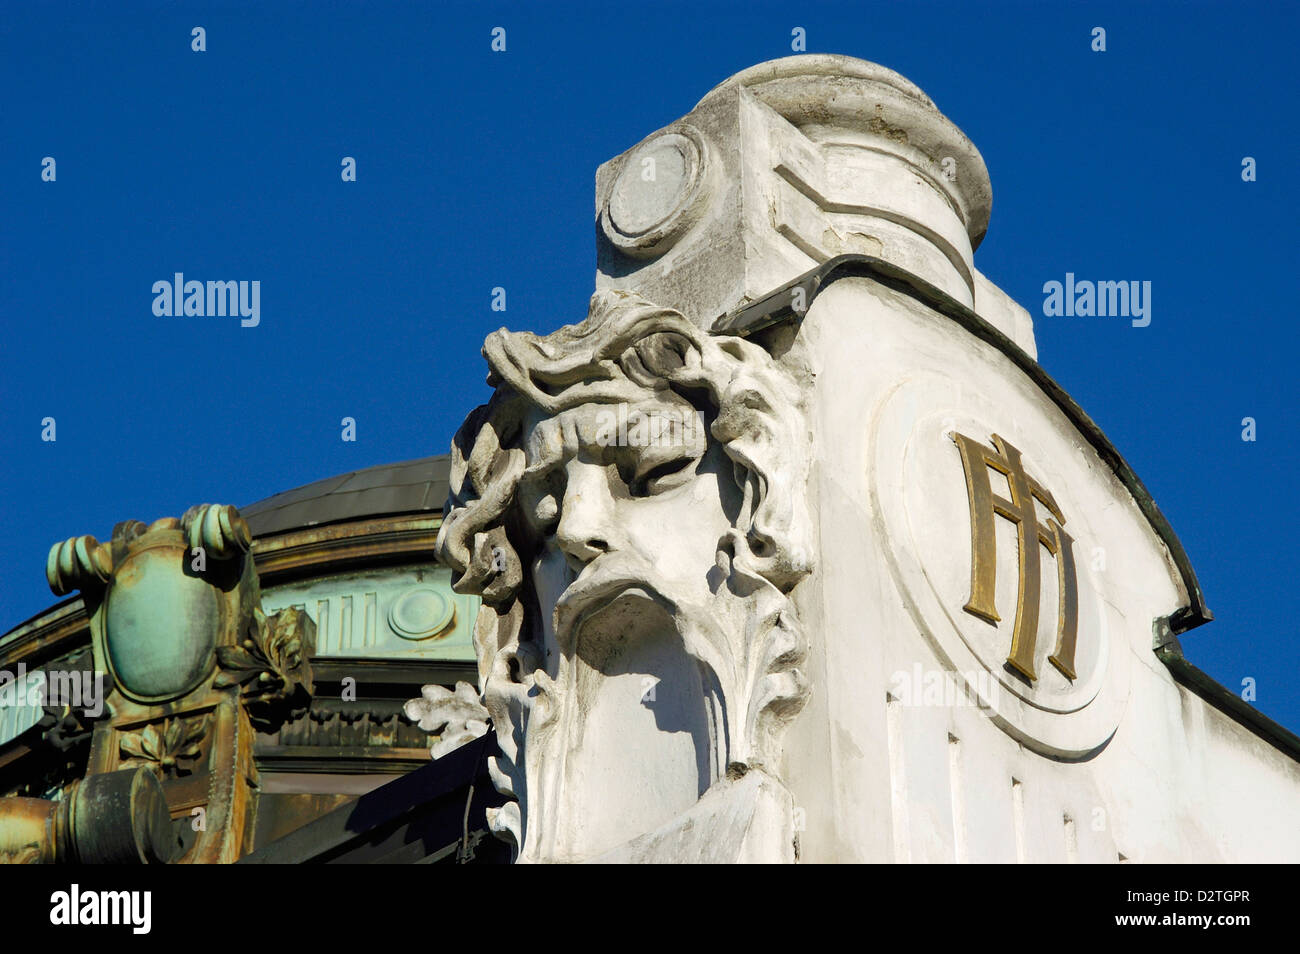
[595,55,1004,335]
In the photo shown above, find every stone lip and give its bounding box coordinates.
[699,54,992,249]
[698,54,935,108]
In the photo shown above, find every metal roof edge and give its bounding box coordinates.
[1155,642,1300,765]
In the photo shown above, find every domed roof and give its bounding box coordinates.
[240,455,451,537]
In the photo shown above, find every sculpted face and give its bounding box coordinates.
[517,397,740,658]
[509,397,747,857]
[419,291,813,860]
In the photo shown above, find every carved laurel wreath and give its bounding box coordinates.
[119,715,209,778]
[215,605,314,729]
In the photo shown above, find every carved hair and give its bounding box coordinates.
[439,290,811,599]
[432,289,814,851]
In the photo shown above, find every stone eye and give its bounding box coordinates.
[630,457,695,497]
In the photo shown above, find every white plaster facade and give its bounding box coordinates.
[781,274,1300,862]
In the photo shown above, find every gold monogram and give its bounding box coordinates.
[952,433,1079,683]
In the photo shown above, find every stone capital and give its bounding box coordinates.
[596,54,993,325]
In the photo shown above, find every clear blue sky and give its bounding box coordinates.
[2,1,1296,733]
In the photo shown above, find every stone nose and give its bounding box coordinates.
[554,460,616,568]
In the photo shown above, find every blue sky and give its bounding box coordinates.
[2,0,1296,733]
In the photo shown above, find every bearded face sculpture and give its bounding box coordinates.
[408,290,814,862]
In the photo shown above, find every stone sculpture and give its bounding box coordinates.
[407,290,814,862]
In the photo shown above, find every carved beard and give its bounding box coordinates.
[515,569,733,863]
[445,456,811,862]
[504,520,807,863]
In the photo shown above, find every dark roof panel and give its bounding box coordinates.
[242,455,451,537]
